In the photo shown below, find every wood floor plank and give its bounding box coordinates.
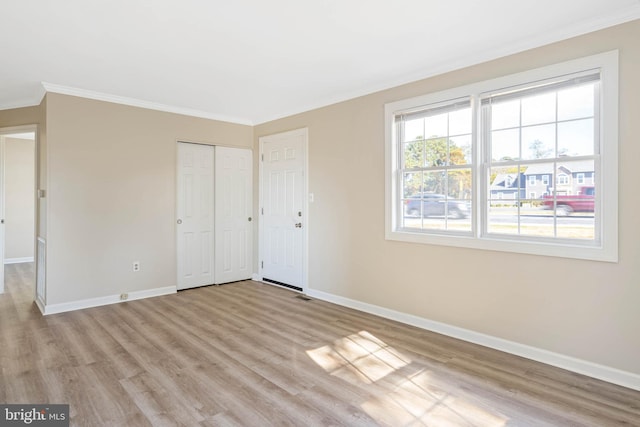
[1,264,639,426]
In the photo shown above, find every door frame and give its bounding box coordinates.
[0,124,39,296]
[257,128,309,293]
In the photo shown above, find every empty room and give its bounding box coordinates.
[1,1,639,425]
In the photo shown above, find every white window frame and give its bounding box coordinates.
[385,50,618,262]
[577,173,585,184]
[557,173,569,185]
[528,175,536,186]
[542,175,550,185]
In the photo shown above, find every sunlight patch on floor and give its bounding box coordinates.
[360,368,509,426]
[307,331,509,426]
[306,330,410,384]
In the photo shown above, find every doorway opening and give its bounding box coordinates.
[0,126,37,296]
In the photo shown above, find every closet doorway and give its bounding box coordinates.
[176,142,252,290]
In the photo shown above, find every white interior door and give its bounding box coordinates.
[260,128,307,291]
[177,143,215,290]
[214,146,252,284]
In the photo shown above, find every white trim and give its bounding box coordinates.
[306,288,640,392]
[41,82,253,126]
[35,295,45,314]
[4,257,34,264]
[251,273,262,282]
[42,286,177,315]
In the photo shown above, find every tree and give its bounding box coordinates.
[403,136,471,199]
[529,139,552,159]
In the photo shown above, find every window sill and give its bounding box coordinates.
[385,228,617,263]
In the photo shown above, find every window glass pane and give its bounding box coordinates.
[423,171,446,194]
[558,118,594,157]
[487,161,595,240]
[554,161,595,240]
[491,100,520,130]
[403,171,422,197]
[424,112,448,138]
[488,166,522,234]
[448,170,472,231]
[449,107,472,135]
[521,92,556,126]
[403,140,423,169]
[402,118,424,142]
[521,124,556,160]
[491,129,519,161]
[558,83,595,121]
[448,169,472,199]
[425,138,448,167]
[449,134,472,165]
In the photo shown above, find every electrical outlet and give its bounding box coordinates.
[120,293,128,301]
[132,261,140,272]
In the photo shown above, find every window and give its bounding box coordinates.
[397,99,472,233]
[385,51,618,262]
[557,173,569,185]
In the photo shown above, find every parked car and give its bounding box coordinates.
[404,193,469,219]
[542,186,595,216]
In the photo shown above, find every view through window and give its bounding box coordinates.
[386,51,618,261]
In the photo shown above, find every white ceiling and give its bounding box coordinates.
[1,1,639,125]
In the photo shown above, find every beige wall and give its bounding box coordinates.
[0,105,41,129]
[4,137,35,260]
[254,20,640,375]
[45,93,253,304]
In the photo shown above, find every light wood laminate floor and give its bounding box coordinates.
[1,263,639,426]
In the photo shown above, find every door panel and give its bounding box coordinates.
[177,143,215,290]
[214,146,252,284]
[260,130,306,289]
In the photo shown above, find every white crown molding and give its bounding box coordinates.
[40,82,253,126]
[305,288,640,392]
[42,285,177,315]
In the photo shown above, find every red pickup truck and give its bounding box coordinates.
[542,186,594,215]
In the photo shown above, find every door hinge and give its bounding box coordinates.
[261,154,264,161]
[261,261,264,269]
[261,207,264,215]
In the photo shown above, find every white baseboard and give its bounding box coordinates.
[42,286,177,315]
[35,295,45,314]
[305,288,640,392]
[251,273,262,281]
[4,257,34,264]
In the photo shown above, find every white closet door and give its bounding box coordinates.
[176,143,215,290]
[214,147,252,284]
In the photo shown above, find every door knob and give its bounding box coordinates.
[177,219,182,224]
[248,217,252,222]
[295,223,302,228]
